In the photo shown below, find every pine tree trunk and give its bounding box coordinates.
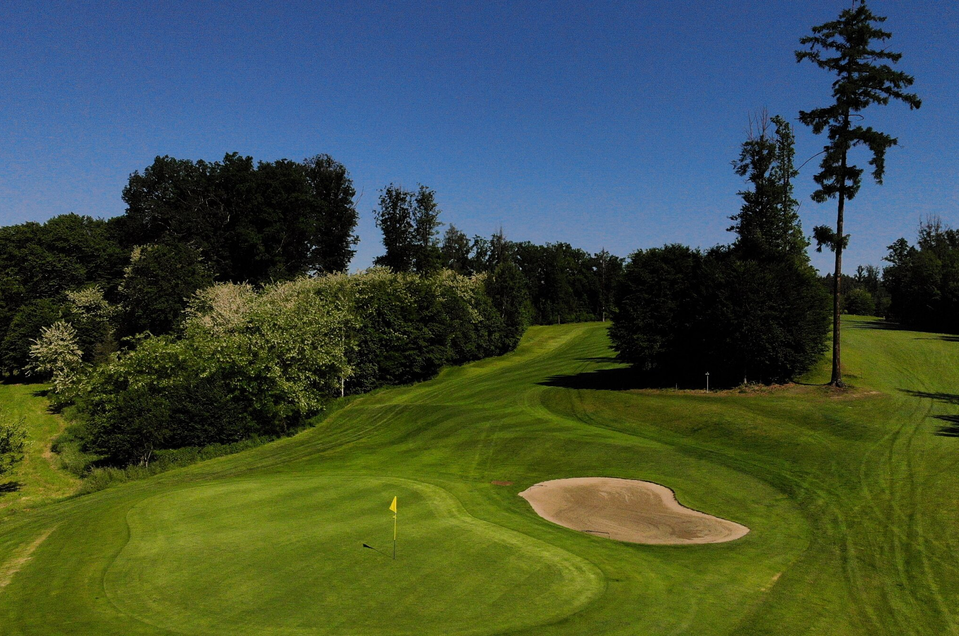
[831,152,847,388]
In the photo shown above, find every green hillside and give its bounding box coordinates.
[1,316,958,635]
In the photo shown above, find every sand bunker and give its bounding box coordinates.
[519,478,749,545]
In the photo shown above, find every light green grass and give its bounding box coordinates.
[0,384,79,518]
[1,316,958,634]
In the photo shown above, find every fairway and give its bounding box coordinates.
[2,317,959,634]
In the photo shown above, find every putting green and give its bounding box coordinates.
[102,475,601,636]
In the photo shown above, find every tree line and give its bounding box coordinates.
[1,149,622,470]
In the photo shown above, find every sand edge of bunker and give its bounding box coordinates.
[519,477,750,545]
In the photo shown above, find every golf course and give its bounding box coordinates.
[2,316,959,635]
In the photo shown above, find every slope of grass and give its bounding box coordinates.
[1,316,958,634]
[0,384,79,518]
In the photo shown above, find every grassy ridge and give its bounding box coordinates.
[1,317,958,634]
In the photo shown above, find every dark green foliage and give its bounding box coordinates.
[610,247,829,386]
[373,185,416,272]
[0,214,128,374]
[1,298,63,374]
[820,264,888,316]
[796,0,920,386]
[730,114,807,261]
[120,152,359,283]
[884,220,959,332]
[843,288,876,316]
[303,154,360,273]
[609,245,704,376]
[73,269,522,465]
[484,262,532,353]
[346,274,448,392]
[0,410,26,477]
[345,271,510,393]
[373,184,444,273]
[75,330,298,466]
[117,243,214,339]
[412,186,444,274]
[441,226,473,274]
[512,241,622,325]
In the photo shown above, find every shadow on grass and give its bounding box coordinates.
[541,367,647,391]
[0,481,22,494]
[851,320,959,342]
[933,415,959,437]
[900,390,959,437]
[901,389,959,405]
[541,366,721,391]
[849,319,904,331]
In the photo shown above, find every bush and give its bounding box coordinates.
[843,288,876,316]
[70,269,523,466]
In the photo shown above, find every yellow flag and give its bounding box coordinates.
[389,496,397,513]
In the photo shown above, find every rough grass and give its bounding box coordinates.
[1,316,958,634]
[0,384,79,518]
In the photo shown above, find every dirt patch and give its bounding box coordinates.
[0,527,56,590]
[519,478,749,545]
[491,480,513,486]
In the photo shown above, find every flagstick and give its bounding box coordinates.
[392,511,397,560]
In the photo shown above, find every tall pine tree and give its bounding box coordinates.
[796,1,920,387]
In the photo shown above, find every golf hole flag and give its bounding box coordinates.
[390,496,397,560]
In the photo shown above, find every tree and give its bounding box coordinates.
[411,185,443,274]
[591,249,623,323]
[730,112,806,261]
[484,261,531,353]
[302,154,359,273]
[373,184,444,274]
[441,225,472,274]
[0,409,26,478]
[796,1,921,386]
[27,321,84,395]
[1,298,62,375]
[120,153,359,284]
[117,243,214,339]
[373,185,415,272]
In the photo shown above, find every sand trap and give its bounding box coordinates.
[519,478,749,545]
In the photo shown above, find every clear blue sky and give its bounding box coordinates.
[1,1,956,273]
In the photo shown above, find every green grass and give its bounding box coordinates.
[0,384,79,518]
[2,316,959,634]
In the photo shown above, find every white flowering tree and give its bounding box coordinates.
[27,321,84,395]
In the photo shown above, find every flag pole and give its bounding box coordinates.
[389,496,397,560]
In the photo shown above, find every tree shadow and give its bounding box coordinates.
[541,365,718,391]
[0,481,22,493]
[900,389,959,405]
[851,320,959,341]
[900,390,959,437]
[934,415,959,437]
[541,367,648,391]
[849,319,904,331]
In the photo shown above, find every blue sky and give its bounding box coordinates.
[1,1,956,272]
